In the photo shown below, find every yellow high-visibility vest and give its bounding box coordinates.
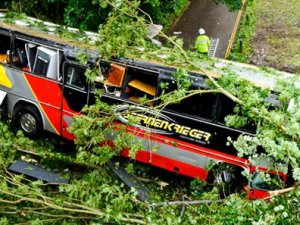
[195,35,211,53]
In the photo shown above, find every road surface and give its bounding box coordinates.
[167,0,240,58]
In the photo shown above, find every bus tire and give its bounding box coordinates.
[207,164,238,198]
[14,105,42,138]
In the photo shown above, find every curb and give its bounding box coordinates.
[225,0,247,58]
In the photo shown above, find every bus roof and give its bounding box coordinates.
[0,12,299,90]
[0,13,97,50]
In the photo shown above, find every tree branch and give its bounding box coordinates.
[151,199,224,208]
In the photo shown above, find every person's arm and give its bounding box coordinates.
[195,36,199,49]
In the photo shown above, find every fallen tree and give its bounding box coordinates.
[0,0,300,224]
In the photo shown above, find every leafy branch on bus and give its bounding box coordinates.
[70,0,300,182]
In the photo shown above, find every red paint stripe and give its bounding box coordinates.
[24,74,62,134]
[24,74,75,135]
[246,187,270,199]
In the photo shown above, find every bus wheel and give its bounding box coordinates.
[208,164,237,198]
[14,105,42,138]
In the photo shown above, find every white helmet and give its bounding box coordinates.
[199,28,205,35]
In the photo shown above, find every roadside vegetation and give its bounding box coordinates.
[0,0,300,224]
[250,0,300,73]
[0,116,299,224]
[0,0,188,31]
[227,0,256,62]
[228,0,300,74]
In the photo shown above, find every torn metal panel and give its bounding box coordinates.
[8,160,69,184]
[107,161,150,202]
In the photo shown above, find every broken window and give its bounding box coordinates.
[12,38,28,69]
[121,67,158,106]
[65,65,87,90]
[13,38,62,81]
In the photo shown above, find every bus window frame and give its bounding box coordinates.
[158,83,218,122]
[11,34,63,81]
[63,61,89,92]
[61,60,91,112]
[214,93,256,133]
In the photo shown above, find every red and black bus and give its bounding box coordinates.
[0,14,286,199]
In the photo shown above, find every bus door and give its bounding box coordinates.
[62,61,88,139]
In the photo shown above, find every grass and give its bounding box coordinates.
[251,0,300,73]
[227,1,256,63]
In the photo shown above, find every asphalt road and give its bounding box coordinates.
[167,0,239,58]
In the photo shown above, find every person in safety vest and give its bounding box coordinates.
[195,28,211,54]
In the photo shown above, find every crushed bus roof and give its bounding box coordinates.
[0,12,299,90]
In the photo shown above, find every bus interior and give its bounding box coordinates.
[0,35,63,81]
[101,62,159,106]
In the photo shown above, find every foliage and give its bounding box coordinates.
[3,0,188,31]
[6,0,66,23]
[218,71,300,179]
[1,116,300,224]
[64,0,110,31]
[227,0,256,62]
[3,0,254,32]
[96,0,149,59]
[69,97,143,165]
[140,0,188,28]
[1,0,300,224]
[214,0,245,11]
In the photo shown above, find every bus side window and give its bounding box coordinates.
[65,64,87,90]
[13,38,61,81]
[121,68,158,106]
[166,93,217,120]
[216,94,256,132]
[215,94,235,124]
[63,63,88,112]
[0,33,11,64]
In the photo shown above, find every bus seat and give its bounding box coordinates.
[0,54,7,63]
[17,48,28,67]
[105,63,126,87]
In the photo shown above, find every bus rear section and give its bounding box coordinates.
[93,63,287,199]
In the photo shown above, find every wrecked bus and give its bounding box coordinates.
[0,13,287,199]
